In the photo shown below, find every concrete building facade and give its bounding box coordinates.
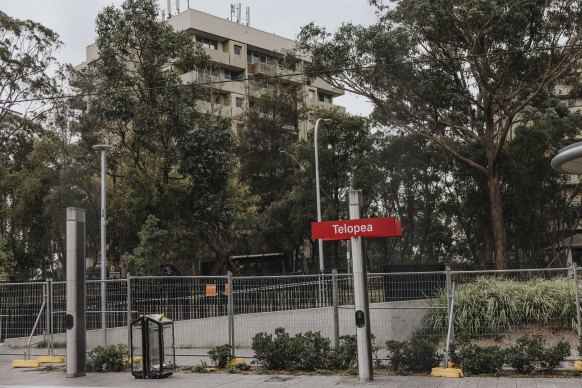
[78,6,345,138]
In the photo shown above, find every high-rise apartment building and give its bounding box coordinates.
[77,6,345,138]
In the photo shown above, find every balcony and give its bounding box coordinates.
[203,47,230,67]
[306,98,346,113]
[311,78,344,97]
[179,71,218,85]
[253,62,303,84]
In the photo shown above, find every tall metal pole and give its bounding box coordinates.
[349,190,373,382]
[314,118,331,272]
[93,144,111,346]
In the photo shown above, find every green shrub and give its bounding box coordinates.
[293,331,333,371]
[208,344,233,368]
[192,361,209,373]
[539,340,570,373]
[251,328,334,371]
[451,343,506,376]
[332,335,358,369]
[252,328,294,370]
[506,336,570,374]
[86,344,129,372]
[423,277,576,337]
[386,335,442,372]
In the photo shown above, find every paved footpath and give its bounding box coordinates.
[1,353,582,388]
[2,368,582,388]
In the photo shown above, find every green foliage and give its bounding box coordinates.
[86,344,129,372]
[506,337,570,374]
[251,328,334,371]
[225,363,250,373]
[71,0,254,276]
[385,335,442,373]
[208,344,233,368]
[122,215,168,275]
[423,277,576,337]
[192,361,208,373]
[539,340,571,373]
[332,335,358,370]
[451,343,506,376]
[297,0,582,269]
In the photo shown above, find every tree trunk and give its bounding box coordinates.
[199,229,230,275]
[487,169,509,269]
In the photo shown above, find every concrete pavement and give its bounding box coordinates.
[2,366,582,387]
[2,350,582,388]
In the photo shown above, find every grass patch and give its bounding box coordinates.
[423,277,576,337]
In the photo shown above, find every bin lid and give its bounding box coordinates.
[145,313,172,323]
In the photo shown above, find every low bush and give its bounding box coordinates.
[192,361,208,373]
[208,344,233,368]
[386,335,442,373]
[539,340,570,373]
[332,335,358,369]
[86,344,129,372]
[451,343,506,376]
[251,328,334,371]
[506,336,570,374]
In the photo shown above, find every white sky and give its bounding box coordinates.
[1,0,377,116]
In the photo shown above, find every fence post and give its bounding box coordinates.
[127,275,132,348]
[332,269,339,348]
[44,279,49,356]
[47,278,53,356]
[573,264,581,337]
[444,266,452,367]
[443,282,455,368]
[227,272,235,357]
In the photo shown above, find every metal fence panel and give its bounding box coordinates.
[0,282,47,346]
[437,268,576,345]
[1,267,579,362]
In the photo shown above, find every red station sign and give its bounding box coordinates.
[311,217,402,241]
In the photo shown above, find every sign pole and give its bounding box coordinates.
[349,190,373,382]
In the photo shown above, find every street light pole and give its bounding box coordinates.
[92,144,112,346]
[314,118,332,273]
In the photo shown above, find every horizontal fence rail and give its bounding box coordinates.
[1,267,579,362]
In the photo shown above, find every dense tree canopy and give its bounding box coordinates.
[72,0,254,275]
[298,0,582,268]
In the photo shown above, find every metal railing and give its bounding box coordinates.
[1,266,579,362]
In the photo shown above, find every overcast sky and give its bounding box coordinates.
[1,0,378,116]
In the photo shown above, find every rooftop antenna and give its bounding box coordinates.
[230,4,235,21]
[246,6,250,27]
[187,0,190,9]
[167,0,172,18]
[236,3,241,24]
[176,0,180,14]
[161,9,165,20]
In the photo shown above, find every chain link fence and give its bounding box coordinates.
[1,267,580,361]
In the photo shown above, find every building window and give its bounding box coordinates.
[234,44,242,56]
[196,36,218,50]
[235,97,243,108]
[247,50,268,64]
[318,93,332,104]
[224,70,243,80]
[308,89,315,99]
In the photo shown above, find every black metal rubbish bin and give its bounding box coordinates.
[130,314,175,379]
